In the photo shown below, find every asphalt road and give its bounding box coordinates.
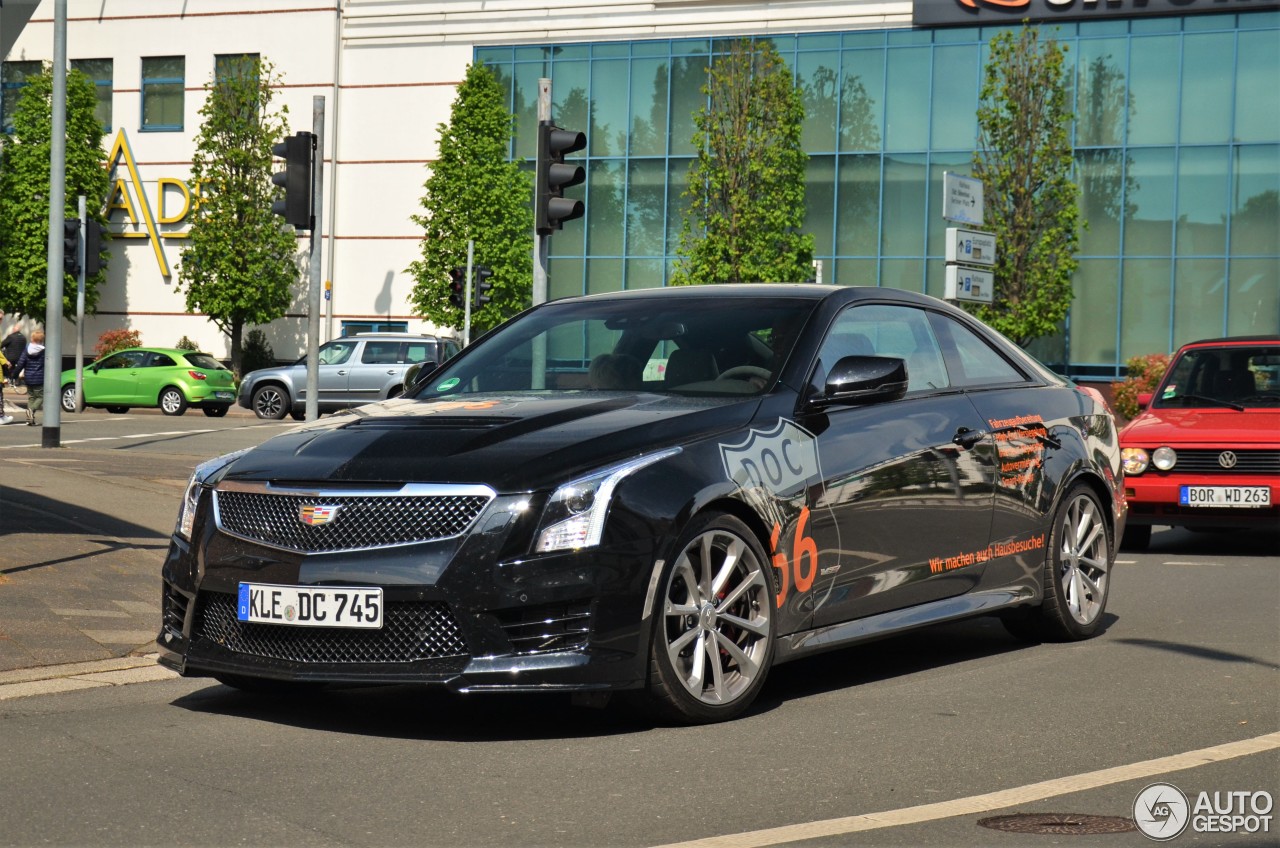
[0,410,1276,848]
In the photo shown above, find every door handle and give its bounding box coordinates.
[952,427,987,448]
[386,369,396,375]
[336,370,347,375]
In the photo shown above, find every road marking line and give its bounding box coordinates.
[1163,561,1224,566]
[1,420,288,450]
[649,732,1280,848]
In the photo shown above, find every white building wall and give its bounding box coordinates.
[5,0,912,359]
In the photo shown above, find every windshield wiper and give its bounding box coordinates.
[1165,394,1245,412]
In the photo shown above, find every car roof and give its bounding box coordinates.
[555,283,943,308]
[1181,336,1280,347]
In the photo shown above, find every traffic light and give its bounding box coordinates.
[270,131,315,229]
[62,218,81,275]
[535,122,586,235]
[473,266,493,309]
[448,267,466,309]
[84,220,108,276]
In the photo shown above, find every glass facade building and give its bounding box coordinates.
[478,11,1279,376]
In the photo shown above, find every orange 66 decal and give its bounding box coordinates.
[769,507,819,607]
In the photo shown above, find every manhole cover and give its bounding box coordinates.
[978,813,1138,835]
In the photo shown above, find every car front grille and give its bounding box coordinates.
[213,483,493,552]
[1170,449,1280,474]
[195,592,470,665]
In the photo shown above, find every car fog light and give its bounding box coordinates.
[1152,447,1177,471]
[1121,448,1149,475]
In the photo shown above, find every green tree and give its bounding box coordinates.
[671,38,814,286]
[408,62,532,334]
[969,25,1081,346]
[0,67,110,319]
[177,56,298,377]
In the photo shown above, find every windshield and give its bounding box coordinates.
[1154,344,1280,408]
[412,296,818,399]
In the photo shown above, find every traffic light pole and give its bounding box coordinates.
[532,79,551,308]
[304,96,325,422]
[463,239,474,347]
[41,0,68,448]
[75,195,86,413]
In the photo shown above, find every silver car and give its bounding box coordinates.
[238,333,459,420]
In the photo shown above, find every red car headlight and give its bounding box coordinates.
[1122,448,1149,475]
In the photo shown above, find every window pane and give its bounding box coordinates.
[547,257,585,301]
[625,258,664,290]
[552,61,589,140]
[586,160,624,256]
[1120,258,1172,360]
[142,56,184,129]
[1077,149,1127,256]
[629,58,669,157]
[2,60,41,132]
[1232,145,1280,256]
[586,258,623,296]
[884,47,929,150]
[1174,258,1227,346]
[1127,36,1179,145]
[72,59,112,129]
[927,154,970,256]
[668,57,707,156]
[1124,148,1175,256]
[798,51,840,153]
[1180,33,1234,144]
[836,154,880,256]
[1075,38,1128,147]
[1070,259,1120,365]
[806,155,835,257]
[834,258,877,287]
[512,63,544,161]
[1236,30,1280,143]
[589,60,627,156]
[881,154,927,256]
[880,258,924,293]
[1176,146,1229,256]
[930,45,977,149]
[666,159,691,251]
[935,315,1024,387]
[626,159,667,256]
[839,49,883,152]
[1227,258,1280,336]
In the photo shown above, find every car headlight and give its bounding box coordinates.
[177,448,252,540]
[1122,448,1149,475]
[535,447,681,553]
[1152,446,1177,471]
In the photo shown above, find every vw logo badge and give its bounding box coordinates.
[299,504,341,526]
[1218,451,1238,469]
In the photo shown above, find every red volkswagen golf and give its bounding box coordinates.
[1119,336,1280,550]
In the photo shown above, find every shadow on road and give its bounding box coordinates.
[0,483,166,542]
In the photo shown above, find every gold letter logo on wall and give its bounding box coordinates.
[105,129,196,279]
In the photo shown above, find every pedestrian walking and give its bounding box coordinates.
[0,346,11,425]
[1,319,26,389]
[13,329,46,426]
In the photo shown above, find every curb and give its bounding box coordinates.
[0,654,178,701]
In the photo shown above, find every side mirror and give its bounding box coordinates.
[1136,392,1152,410]
[812,355,908,408]
[404,361,438,390]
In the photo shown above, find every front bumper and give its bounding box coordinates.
[1124,471,1277,528]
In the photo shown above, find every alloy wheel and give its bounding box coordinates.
[1058,494,1109,626]
[662,527,771,706]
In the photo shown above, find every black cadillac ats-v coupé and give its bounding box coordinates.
[159,285,1124,723]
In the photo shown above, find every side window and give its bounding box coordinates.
[360,342,402,365]
[929,313,1026,388]
[404,342,435,364]
[442,341,459,361]
[148,353,177,367]
[817,304,949,392]
[318,341,355,366]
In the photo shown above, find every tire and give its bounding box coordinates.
[637,512,776,724]
[60,384,76,413]
[213,673,324,696]
[106,406,129,414]
[1003,485,1113,643]
[202,404,229,418]
[159,387,188,416]
[251,384,289,420]
[1120,524,1151,551]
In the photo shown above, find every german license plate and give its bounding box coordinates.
[1179,486,1270,508]
[237,583,383,628]
[214,391,234,400]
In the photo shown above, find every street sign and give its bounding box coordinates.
[945,265,994,304]
[945,228,997,267]
[943,172,984,225]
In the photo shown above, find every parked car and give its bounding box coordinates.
[60,347,237,417]
[161,285,1123,723]
[1119,336,1280,550]
[237,332,459,420]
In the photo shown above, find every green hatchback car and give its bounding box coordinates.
[60,347,238,417]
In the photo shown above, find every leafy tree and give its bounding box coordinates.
[178,56,298,377]
[671,38,814,286]
[969,25,1081,346]
[0,68,110,319]
[408,62,533,334]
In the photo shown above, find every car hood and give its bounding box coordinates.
[221,393,758,491]
[1120,406,1280,447]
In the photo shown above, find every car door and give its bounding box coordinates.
[313,339,357,405]
[798,303,1000,627]
[346,340,405,403]
[140,351,178,405]
[87,350,148,404]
